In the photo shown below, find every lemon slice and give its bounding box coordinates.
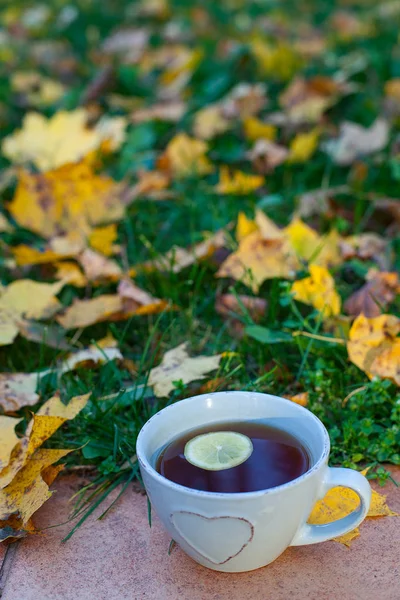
[184,431,253,471]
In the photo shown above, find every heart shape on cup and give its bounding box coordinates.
[170,511,254,565]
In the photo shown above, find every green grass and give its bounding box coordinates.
[0,0,400,536]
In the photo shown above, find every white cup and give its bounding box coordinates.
[136,391,371,572]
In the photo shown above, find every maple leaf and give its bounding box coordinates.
[215,167,264,194]
[236,212,258,242]
[8,162,125,239]
[2,109,126,171]
[217,231,299,293]
[285,218,341,267]
[0,417,22,470]
[148,343,222,397]
[88,224,119,256]
[161,133,212,177]
[291,264,341,317]
[347,314,400,384]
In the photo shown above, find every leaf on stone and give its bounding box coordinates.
[325,118,389,166]
[8,162,125,239]
[309,482,397,546]
[291,264,341,317]
[215,167,264,195]
[347,314,400,384]
[149,343,222,397]
[344,271,399,318]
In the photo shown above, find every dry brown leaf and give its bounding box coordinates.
[129,169,171,201]
[215,294,267,339]
[347,314,400,384]
[221,83,268,119]
[149,343,222,397]
[339,233,390,270]
[297,185,349,218]
[58,346,122,374]
[291,264,341,317]
[8,162,125,239]
[117,278,167,314]
[78,248,122,282]
[0,373,40,413]
[280,76,345,123]
[247,139,289,173]
[344,271,399,318]
[325,118,389,165]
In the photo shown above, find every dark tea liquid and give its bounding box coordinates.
[156,421,310,493]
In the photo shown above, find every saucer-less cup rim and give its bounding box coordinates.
[136,391,330,498]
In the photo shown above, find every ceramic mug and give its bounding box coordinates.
[136,391,371,572]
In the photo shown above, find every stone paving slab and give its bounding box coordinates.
[1,468,399,600]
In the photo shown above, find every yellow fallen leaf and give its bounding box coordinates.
[162,133,212,177]
[0,373,40,413]
[129,169,171,201]
[236,212,258,242]
[291,264,341,317]
[149,343,222,397]
[215,167,264,195]
[0,393,90,489]
[8,162,125,239]
[0,417,22,470]
[309,482,398,546]
[347,314,400,384]
[57,295,124,330]
[286,391,309,406]
[0,448,72,525]
[193,106,230,140]
[385,78,400,101]
[288,129,319,163]
[217,231,299,293]
[37,392,91,418]
[250,39,303,81]
[54,262,86,287]
[11,72,65,107]
[243,117,276,142]
[285,218,341,267]
[12,232,84,266]
[0,279,65,346]
[88,224,118,256]
[255,209,286,241]
[2,110,125,171]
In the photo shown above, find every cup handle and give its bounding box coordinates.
[290,467,371,546]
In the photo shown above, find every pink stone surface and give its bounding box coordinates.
[1,468,399,600]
